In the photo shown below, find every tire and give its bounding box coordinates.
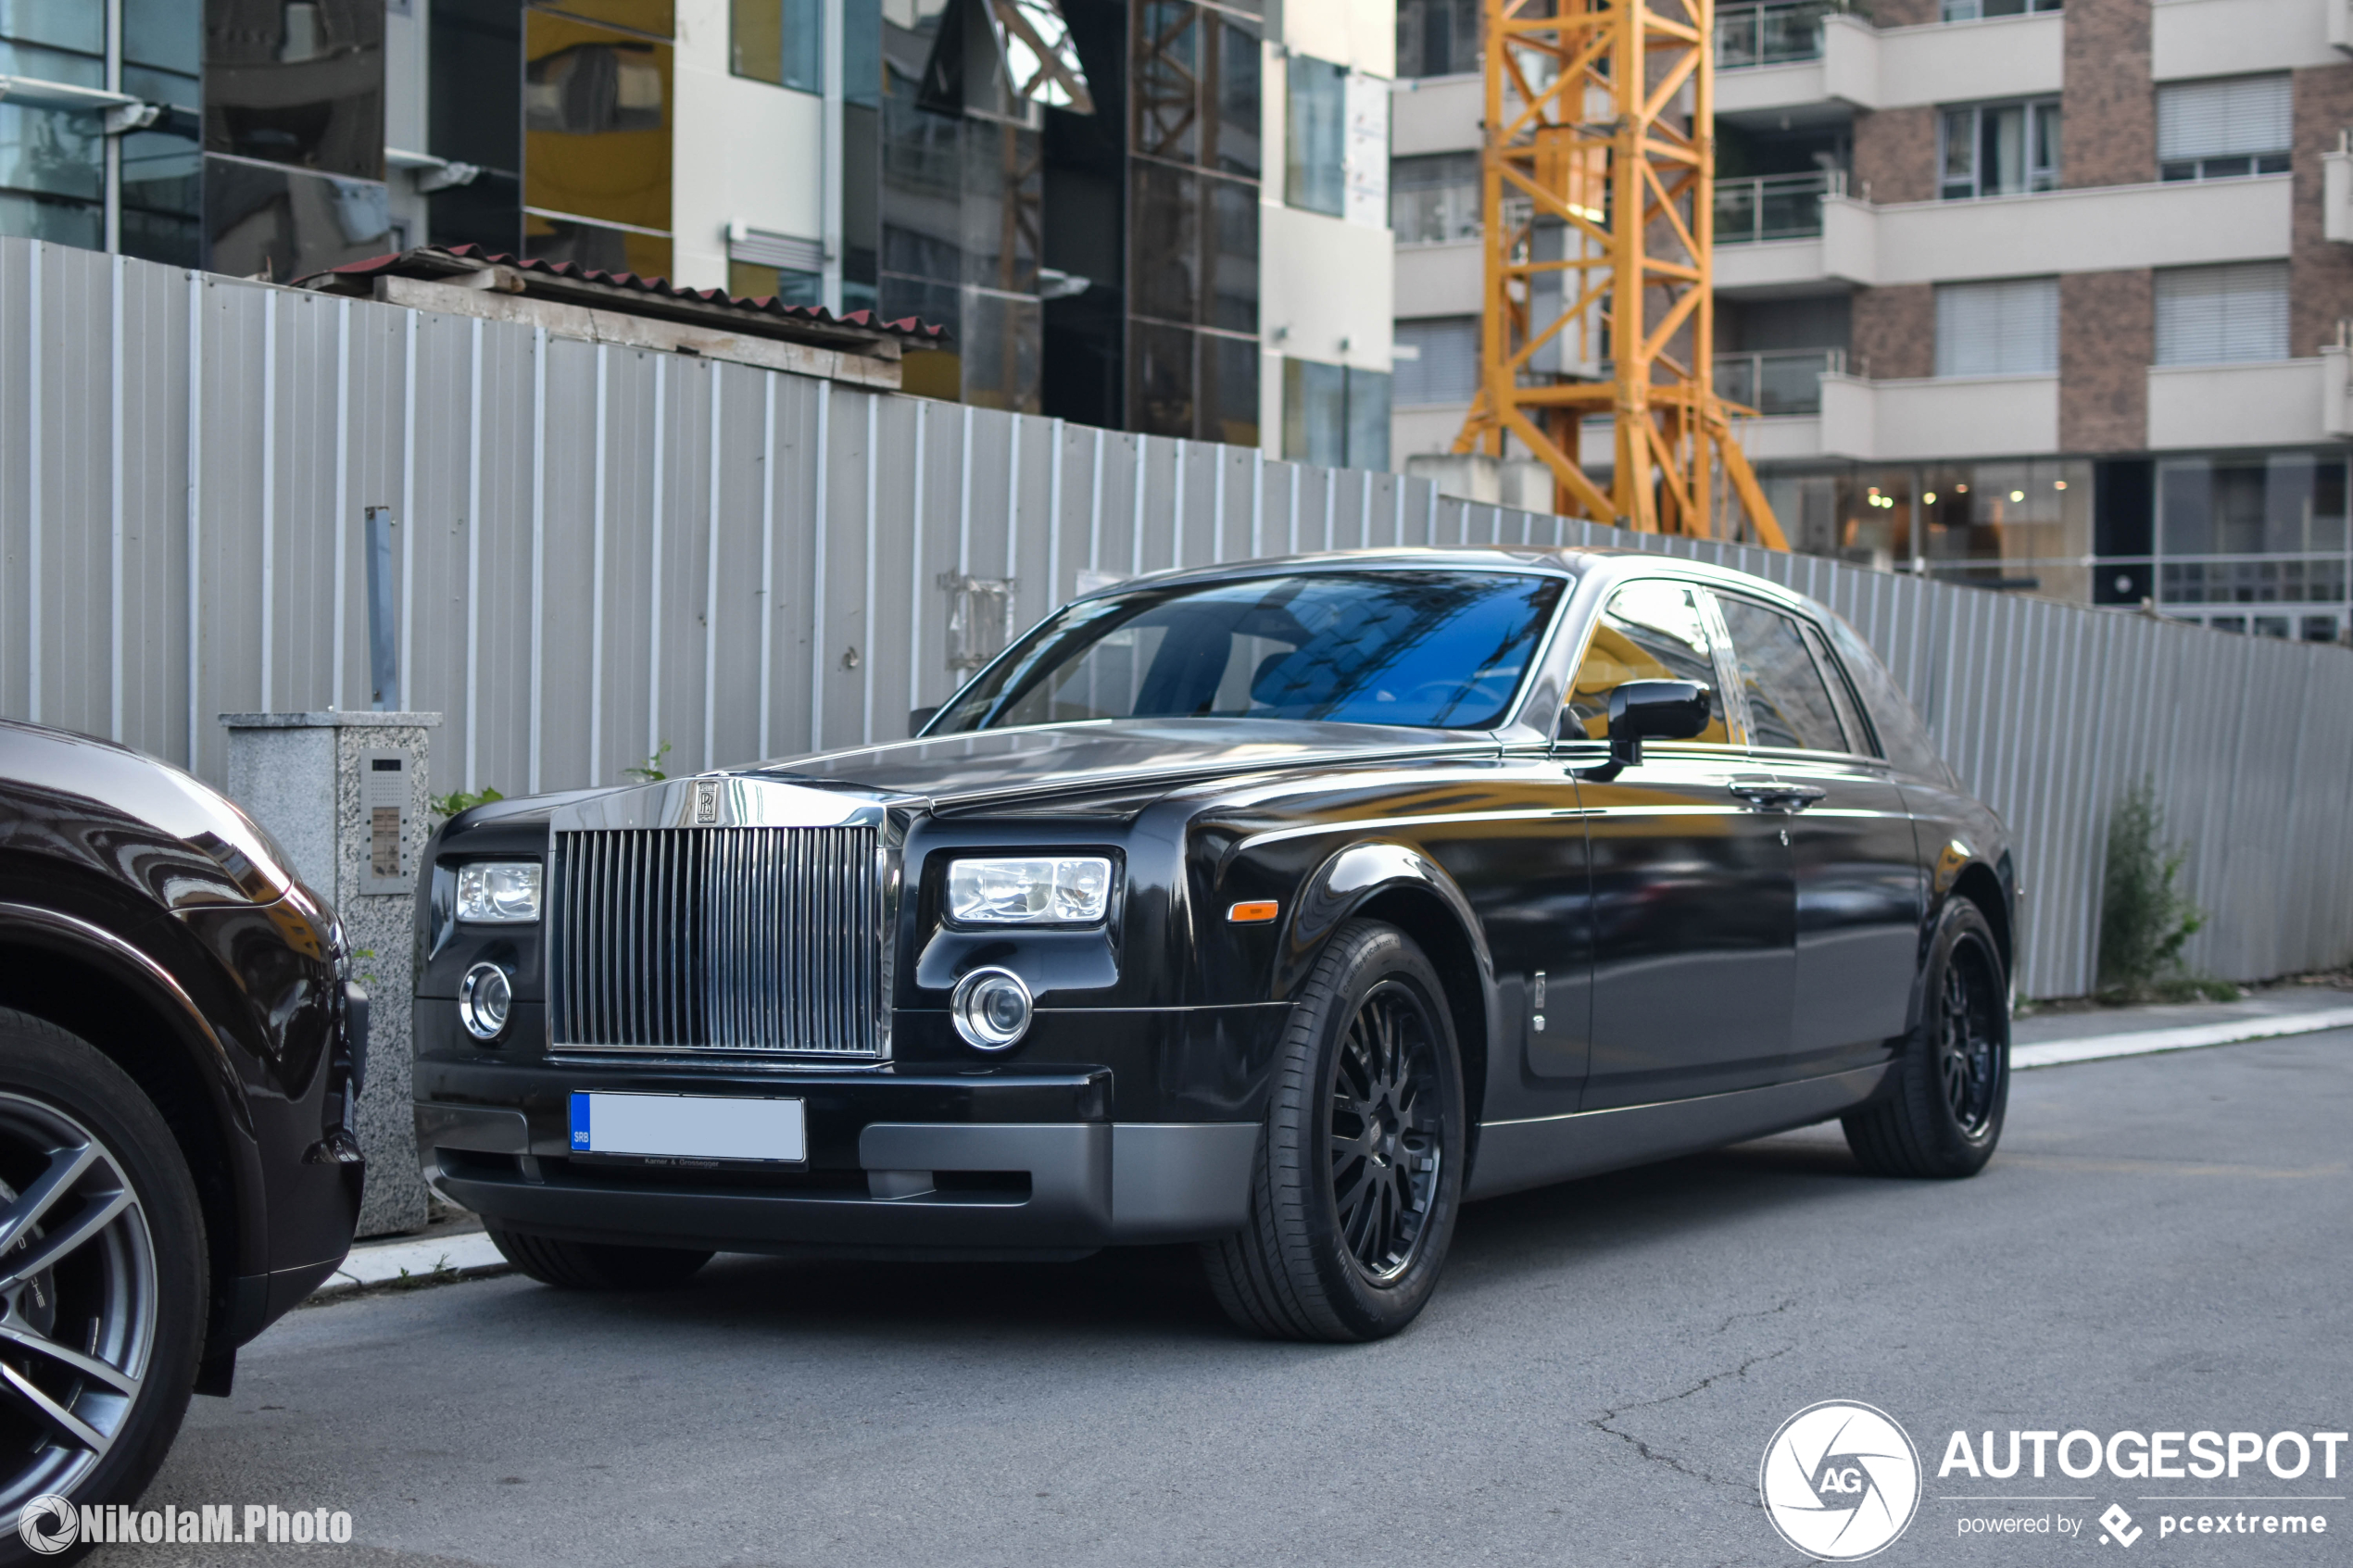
[1843,898,2010,1179]
[485,1226,712,1291]
[1202,920,1467,1342]
[0,1008,207,1568]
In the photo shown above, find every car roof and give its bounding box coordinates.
[1074,545,1825,618]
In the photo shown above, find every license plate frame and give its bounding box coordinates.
[567,1091,808,1166]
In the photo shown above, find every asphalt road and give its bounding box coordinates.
[108,1032,2353,1568]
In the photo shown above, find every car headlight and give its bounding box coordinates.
[456,862,542,923]
[946,856,1113,925]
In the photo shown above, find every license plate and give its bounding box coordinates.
[568,1092,806,1164]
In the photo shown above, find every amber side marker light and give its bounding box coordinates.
[1227,901,1280,923]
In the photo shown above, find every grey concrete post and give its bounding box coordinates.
[220,711,440,1238]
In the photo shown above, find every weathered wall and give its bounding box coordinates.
[2059,269,2153,451]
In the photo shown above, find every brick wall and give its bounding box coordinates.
[1852,107,1937,206]
[2059,270,2151,450]
[1853,283,1935,380]
[2061,0,2154,189]
[2292,64,2353,357]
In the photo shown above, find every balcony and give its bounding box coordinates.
[1818,372,2061,460]
[1715,3,1822,69]
[1820,175,2292,285]
[2149,358,2330,449]
[1716,172,1829,245]
[1717,348,1844,416]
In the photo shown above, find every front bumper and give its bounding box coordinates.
[416,1062,1260,1255]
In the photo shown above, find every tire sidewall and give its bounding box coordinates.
[1290,924,1467,1338]
[1910,901,2010,1168]
[0,1013,207,1565]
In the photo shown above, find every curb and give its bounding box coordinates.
[2013,1006,2353,1071]
[308,1230,510,1301]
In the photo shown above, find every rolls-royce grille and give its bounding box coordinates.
[550,827,883,1056]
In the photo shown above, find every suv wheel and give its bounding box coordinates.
[1843,898,2010,1179]
[0,1009,206,1559]
[485,1228,712,1291]
[1202,920,1466,1342]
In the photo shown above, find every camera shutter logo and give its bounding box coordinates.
[1760,1401,1922,1561]
[17,1494,77,1555]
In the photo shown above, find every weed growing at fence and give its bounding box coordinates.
[2097,777,2237,1003]
[428,787,505,822]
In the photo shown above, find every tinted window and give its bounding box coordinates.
[1715,596,1848,753]
[933,571,1564,734]
[1802,622,1872,755]
[1566,581,1731,745]
[1824,614,1955,784]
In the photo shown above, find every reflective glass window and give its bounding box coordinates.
[204,157,389,282]
[1209,17,1260,178]
[1134,0,1197,164]
[1714,596,1848,753]
[1131,159,1198,322]
[1286,54,1345,215]
[1395,0,1478,79]
[732,0,822,92]
[524,11,673,256]
[935,571,1565,734]
[1283,357,1346,467]
[205,0,386,180]
[1566,582,1730,745]
[1207,174,1255,332]
[1202,332,1260,446]
[1131,318,1195,436]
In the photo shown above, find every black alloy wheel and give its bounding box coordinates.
[1203,919,1466,1342]
[1843,898,2010,1179]
[0,1010,206,1561]
[1327,980,1446,1284]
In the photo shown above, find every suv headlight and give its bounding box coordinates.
[456,861,542,923]
[946,856,1113,926]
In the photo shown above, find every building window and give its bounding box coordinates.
[1286,54,1345,216]
[1395,317,1478,405]
[1284,359,1390,469]
[1390,152,1478,245]
[1397,0,1478,80]
[2155,262,2289,366]
[1717,4,1824,69]
[2158,74,2291,182]
[122,0,203,266]
[523,7,675,278]
[0,5,107,249]
[1940,0,2062,19]
[1938,99,2059,199]
[732,0,823,93]
[1933,277,2057,376]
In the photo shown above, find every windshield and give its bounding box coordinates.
[930,570,1566,734]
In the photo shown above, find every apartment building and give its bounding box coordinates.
[1,2,1396,461]
[1391,0,2353,640]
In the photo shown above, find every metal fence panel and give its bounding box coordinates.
[3,240,2350,997]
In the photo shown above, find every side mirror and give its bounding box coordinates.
[1574,680,1710,781]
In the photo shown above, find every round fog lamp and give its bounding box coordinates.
[458,962,514,1041]
[950,967,1033,1051]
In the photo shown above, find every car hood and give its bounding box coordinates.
[751,718,1501,809]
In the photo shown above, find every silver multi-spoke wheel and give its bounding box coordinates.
[0,1090,161,1523]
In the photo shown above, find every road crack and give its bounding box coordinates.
[1586,1344,1793,1503]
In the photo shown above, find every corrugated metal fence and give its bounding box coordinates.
[2,239,2347,997]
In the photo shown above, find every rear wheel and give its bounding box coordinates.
[0,1009,206,1566]
[1202,920,1466,1342]
[1843,898,2009,1178]
[485,1227,712,1291]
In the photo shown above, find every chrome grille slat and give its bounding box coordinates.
[550,825,883,1056]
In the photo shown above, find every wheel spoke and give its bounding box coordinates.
[0,1321,140,1399]
[0,1360,112,1456]
[0,1187,132,1293]
[0,1143,100,1257]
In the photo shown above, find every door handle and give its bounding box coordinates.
[1777,785,1827,812]
[1728,780,1826,812]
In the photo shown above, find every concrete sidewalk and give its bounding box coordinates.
[316,983,2352,1299]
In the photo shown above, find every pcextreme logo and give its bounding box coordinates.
[1761,1400,1925,1561]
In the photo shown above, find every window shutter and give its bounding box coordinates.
[1935,278,2057,376]
[2155,263,2290,365]
[2158,75,2292,160]
[1396,317,1479,405]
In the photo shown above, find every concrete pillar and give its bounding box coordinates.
[220,711,440,1239]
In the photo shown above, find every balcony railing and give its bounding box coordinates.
[1716,3,1824,69]
[1715,171,1830,244]
[1716,348,1844,416]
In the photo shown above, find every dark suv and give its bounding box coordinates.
[0,720,364,1553]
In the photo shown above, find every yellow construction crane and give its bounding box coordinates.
[1453,0,1788,549]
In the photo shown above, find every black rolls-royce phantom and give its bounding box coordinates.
[416,548,2017,1342]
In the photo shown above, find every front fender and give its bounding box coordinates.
[1276,840,1495,1000]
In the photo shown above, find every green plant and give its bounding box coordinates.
[2096,777,2231,1002]
[428,786,504,822]
[624,741,673,784]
